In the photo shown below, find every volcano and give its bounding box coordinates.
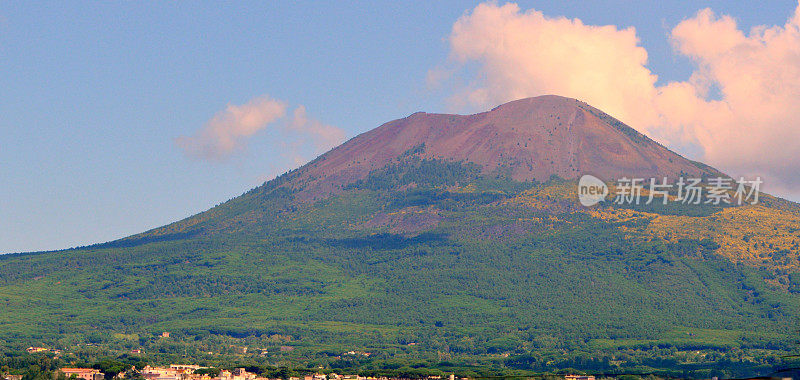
[270,95,719,201]
[1,95,798,377]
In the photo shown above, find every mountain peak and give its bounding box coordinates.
[491,93,576,107]
[283,96,718,200]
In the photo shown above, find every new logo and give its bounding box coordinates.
[578,175,608,207]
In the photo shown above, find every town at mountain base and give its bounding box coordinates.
[3,364,605,380]
[1,96,799,378]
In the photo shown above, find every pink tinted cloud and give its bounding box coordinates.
[445,2,659,131]
[177,96,346,164]
[658,4,800,188]
[436,2,800,196]
[288,105,346,153]
[176,96,287,160]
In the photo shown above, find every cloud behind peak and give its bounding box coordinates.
[176,96,287,161]
[176,96,345,164]
[435,1,800,197]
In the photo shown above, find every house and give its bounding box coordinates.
[60,368,104,380]
[26,347,49,354]
[216,369,256,380]
[141,366,181,380]
[564,376,594,380]
[170,366,201,372]
[141,365,208,380]
[231,368,256,380]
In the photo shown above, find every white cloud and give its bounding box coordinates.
[445,2,659,131]
[658,5,800,189]
[176,96,345,164]
[274,105,347,169]
[435,2,800,197]
[287,105,346,153]
[176,96,287,160]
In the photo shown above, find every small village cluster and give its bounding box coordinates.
[1,365,597,380]
[9,347,600,380]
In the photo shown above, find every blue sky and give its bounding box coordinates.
[1,1,798,253]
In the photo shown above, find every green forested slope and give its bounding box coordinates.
[1,157,799,377]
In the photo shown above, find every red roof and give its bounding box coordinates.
[61,368,98,373]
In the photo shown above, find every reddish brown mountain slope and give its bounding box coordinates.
[131,95,731,241]
[287,95,718,199]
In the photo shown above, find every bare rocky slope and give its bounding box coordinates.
[284,95,719,201]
